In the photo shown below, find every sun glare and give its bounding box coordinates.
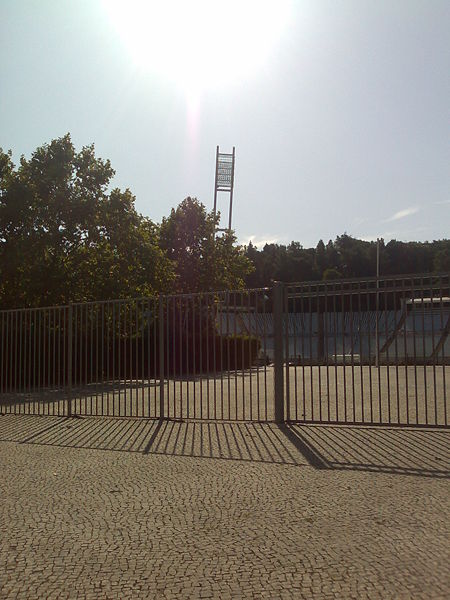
[103,0,291,92]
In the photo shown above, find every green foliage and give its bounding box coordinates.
[0,135,174,308]
[160,197,253,292]
[322,268,342,281]
[244,235,449,286]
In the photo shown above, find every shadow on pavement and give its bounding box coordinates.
[286,423,450,478]
[0,414,448,477]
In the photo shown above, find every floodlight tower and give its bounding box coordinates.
[213,146,235,234]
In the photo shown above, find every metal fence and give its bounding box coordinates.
[0,274,449,427]
[0,289,273,421]
[284,274,449,427]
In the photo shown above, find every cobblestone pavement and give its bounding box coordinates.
[0,415,449,599]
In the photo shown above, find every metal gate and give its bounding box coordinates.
[0,275,449,427]
[283,274,449,427]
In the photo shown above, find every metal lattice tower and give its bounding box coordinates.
[213,146,235,233]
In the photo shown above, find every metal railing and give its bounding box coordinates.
[0,274,449,426]
[0,289,273,421]
[284,274,449,426]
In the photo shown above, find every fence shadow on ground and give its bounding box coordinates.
[0,414,448,478]
[286,423,450,478]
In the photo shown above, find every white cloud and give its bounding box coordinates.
[240,235,279,247]
[386,206,420,222]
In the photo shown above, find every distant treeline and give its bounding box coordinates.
[0,134,448,309]
[244,235,449,288]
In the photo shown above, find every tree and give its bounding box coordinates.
[0,134,174,308]
[160,197,253,292]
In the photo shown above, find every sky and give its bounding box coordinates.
[1,0,449,248]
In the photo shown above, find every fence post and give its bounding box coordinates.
[67,304,73,417]
[159,294,165,419]
[273,281,285,423]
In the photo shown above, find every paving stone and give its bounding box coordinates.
[0,415,449,599]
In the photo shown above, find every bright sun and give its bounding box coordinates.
[103,0,291,92]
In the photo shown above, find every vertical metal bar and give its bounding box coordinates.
[430,279,437,425]
[199,294,204,419]
[67,304,73,417]
[172,297,176,419]
[226,293,230,419]
[341,282,347,423]
[262,291,268,421]
[186,298,190,418]
[357,282,364,423]
[95,302,102,416]
[309,284,314,421]
[90,305,94,415]
[366,281,373,422]
[78,305,83,414]
[241,292,245,420]
[233,292,238,420]
[19,311,23,396]
[255,291,261,421]
[59,308,63,413]
[349,286,356,422]
[48,309,52,397]
[205,294,211,420]
[333,286,338,421]
[135,301,139,417]
[220,292,227,418]
[118,302,122,417]
[393,284,400,424]
[129,302,133,416]
[248,291,253,421]
[376,284,382,422]
[27,310,31,400]
[74,304,78,415]
[401,278,410,425]
[192,295,197,419]
[159,294,165,419]
[212,295,217,420]
[382,281,390,424]
[6,312,10,396]
[52,308,56,398]
[123,303,127,415]
[0,312,4,396]
[411,278,419,423]
[316,285,322,422]
[131,301,135,416]
[84,303,88,415]
[439,276,447,426]
[375,240,380,368]
[113,302,116,416]
[140,301,145,417]
[325,284,331,422]
[292,289,298,422]
[179,297,183,419]
[273,282,285,423]
[420,277,428,425]
[14,311,18,395]
[109,302,113,416]
[41,310,46,414]
[33,309,37,412]
[165,297,170,418]
[300,288,306,421]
